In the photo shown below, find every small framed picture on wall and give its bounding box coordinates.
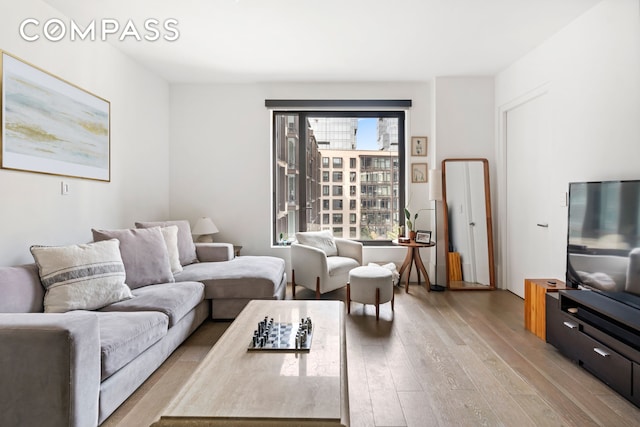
[411,136,427,156]
[411,163,428,183]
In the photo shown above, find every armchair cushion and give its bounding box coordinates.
[295,231,338,257]
[327,256,360,277]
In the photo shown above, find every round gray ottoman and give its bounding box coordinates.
[348,265,394,320]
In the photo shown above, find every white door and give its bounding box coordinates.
[505,93,551,297]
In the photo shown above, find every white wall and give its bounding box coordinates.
[169,82,433,276]
[0,0,171,266]
[495,0,640,286]
[432,77,496,285]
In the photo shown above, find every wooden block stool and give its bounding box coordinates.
[347,266,394,321]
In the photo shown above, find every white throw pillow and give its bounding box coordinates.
[295,231,338,257]
[368,262,400,285]
[160,225,183,274]
[30,239,132,313]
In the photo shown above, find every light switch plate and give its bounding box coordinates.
[559,191,567,207]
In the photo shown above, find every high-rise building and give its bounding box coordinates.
[275,115,400,243]
[308,118,358,150]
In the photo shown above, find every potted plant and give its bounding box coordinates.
[404,207,418,241]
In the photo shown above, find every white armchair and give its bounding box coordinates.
[291,231,363,299]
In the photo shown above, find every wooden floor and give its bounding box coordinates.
[102,284,640,427]
[448,280,492,290]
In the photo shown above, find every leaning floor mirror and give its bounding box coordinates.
[442,158,495,290]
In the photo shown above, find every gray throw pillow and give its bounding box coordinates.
[135,220,198,266]
[92,227,174,289]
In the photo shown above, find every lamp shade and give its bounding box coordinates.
[192,217,219,235]
[428,169,443,201]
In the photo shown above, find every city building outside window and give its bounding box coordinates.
[272,111,405,245]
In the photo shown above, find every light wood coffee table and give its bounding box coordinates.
[153,300,349,426]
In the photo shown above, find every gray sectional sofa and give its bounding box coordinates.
[0,220,286,426]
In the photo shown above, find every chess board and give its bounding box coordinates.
[247,318,313,352]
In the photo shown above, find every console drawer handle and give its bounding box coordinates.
[594,347,610,357]
[563,321,578,329]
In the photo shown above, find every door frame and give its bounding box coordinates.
[496,83,550,293]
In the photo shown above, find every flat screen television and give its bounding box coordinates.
[566,180,640,302]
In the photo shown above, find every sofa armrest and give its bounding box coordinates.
[335,238,363,265]
[0,313,101,427]
[195,242,234,262]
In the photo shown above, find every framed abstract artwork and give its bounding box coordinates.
[411,136,427,156]
[411,162,428,183]
[1,51,110,181]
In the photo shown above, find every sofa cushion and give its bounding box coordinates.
[160,225,183,274]
[94,311,168,380]
[92,227,174,289]
[295,231,338,257]
[30,240,132,313]
[175,256,285,299]
[100,281,204,327]
[328,256,360,277]
[0,263,44,313]
[135,220,198,266]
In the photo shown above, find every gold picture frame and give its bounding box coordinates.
[411,136,427,156]
[411,163,428,183]
[1,51,111,181]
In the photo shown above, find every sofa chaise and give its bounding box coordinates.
[0,220,286,426]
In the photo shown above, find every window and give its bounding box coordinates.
[272,110,405,245]
[333,227,343,237]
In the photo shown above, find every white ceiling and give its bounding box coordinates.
[43,0,601,84]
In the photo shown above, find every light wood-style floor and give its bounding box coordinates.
[102,284,640,427]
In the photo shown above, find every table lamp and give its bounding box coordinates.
[192,217,219,243]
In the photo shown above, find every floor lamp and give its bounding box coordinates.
[429,169,446,291]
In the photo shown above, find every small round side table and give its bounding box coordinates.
[392,239,436,293]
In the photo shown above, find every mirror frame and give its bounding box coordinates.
[441,158,496,290]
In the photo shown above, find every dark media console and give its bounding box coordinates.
[546,289,640,407]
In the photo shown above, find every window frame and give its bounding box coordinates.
[272,109,407,246]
